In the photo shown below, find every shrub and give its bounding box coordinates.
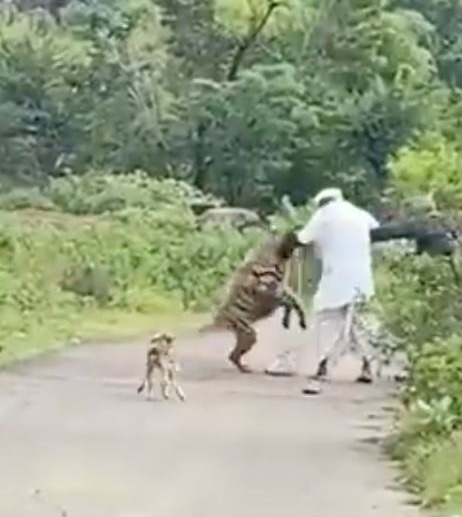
[60,265,112,306]
[0,187,56,211]
[389,132,462,209]
[44,170,219,215]
[0,175,262,360]
[378,239,462,511]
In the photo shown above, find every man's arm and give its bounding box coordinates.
[362,209,380,231]
[296,212,320,246]
[370,221,420,243]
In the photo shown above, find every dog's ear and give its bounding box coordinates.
[164,333,175,343]
[150,332,163,344]
[151,332,174,344]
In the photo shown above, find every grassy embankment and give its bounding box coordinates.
[0,174,255,366]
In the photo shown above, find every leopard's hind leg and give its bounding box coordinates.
[228,325,257,373]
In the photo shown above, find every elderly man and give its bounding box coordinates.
[266,187,380,394]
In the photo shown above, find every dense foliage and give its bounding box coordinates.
[377,249,462,514]
[2,0,462,513]
[1,0,461,209]
[0,174,259,362]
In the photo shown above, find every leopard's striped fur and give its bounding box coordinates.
[200,230,306,373]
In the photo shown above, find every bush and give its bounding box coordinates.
[389,132,462,209]
[377,253,462,351]
[0,186,56,211]
[0,176,261,361]
[406,337,462,430]
[44,171,219,215]
[0,208,257,358]
[60,265,112,306]
[0,171,221,216]
[378,242,462,512]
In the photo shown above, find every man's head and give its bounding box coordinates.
[314,188,343,208]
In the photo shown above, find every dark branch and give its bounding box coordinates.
[370,222,419,243]
[193,1,281,187]
[371,220,458,257]
[226,1,281,81]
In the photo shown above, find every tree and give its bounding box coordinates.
[0,0,453,210]
[0,6,93,182]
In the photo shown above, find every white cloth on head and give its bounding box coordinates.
[314,187,343,206]
[297,199,379,312]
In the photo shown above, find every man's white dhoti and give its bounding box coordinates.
[312,294,373,370]
[266,294,373,376]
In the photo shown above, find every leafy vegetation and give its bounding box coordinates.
[378,252,462,514]
[2,0,462,513]
[0,174,258,365]
[0,0,458,208]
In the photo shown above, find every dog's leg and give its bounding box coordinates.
[169,368,186,401]
[160,380,169,400]
[160,364,171,400]
[137,353,153,398]
[175,384,186,402]
[147,377,154,400]
[172,376,186,402]
[146,359,155,401]
[137,378,146,394]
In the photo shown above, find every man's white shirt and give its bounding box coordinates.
[297,200,379,312]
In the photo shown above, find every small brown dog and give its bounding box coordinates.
[137,332,185,401]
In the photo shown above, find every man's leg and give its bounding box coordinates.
[328,297,375,383]
[302,307,348,394]
[312,306,350,378]
[349,310,375,383]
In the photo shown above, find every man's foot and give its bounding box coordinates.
[312,358,328,380]
[301,379,322,395]
[355,374,373,384]
[394,371,408,383]
[264,359,295,377]
[264,369,295,377]
[265,354,296,377]
[356,357,373,383]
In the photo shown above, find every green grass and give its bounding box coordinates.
[0,181,254,368]
[390,430,462,516]
[378,255,462,516]
[0,306,207,367]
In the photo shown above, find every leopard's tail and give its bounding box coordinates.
[199,322,221,334]
[198,314,229,334]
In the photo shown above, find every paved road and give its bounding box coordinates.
[0,316,419,517]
